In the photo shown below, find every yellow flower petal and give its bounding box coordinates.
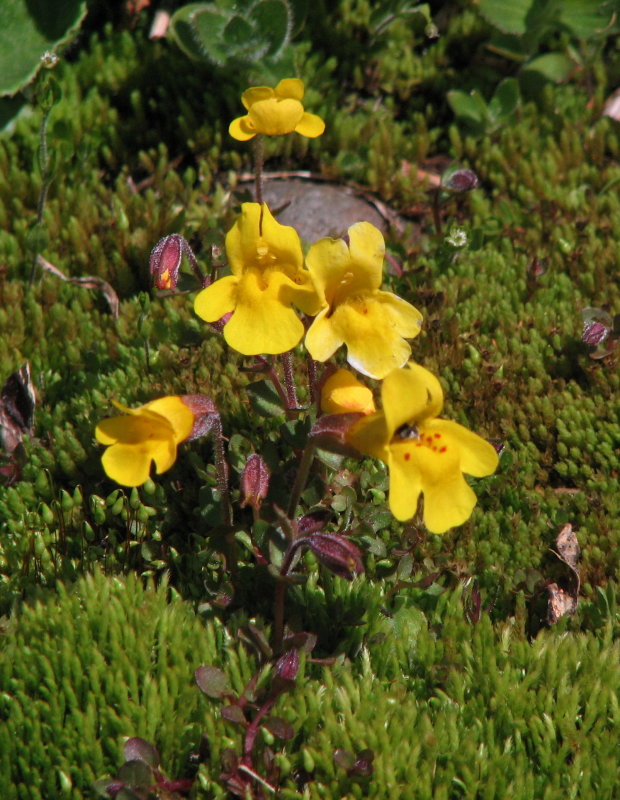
[305,236,352,303]
[386,447,423,521]
[346,222,385,288]
[348,412,390,462]
[427,419,498,477]
[194,275,239,322]
[321,369,376,415]
[422,471,477,534]
[295,112,325,137]
[145,396,194,444]
[258,204,304,274]
[248,97,304,136]
[274,78,305,100]
[229,116,256,141]
[304,307,344,362]
[222,270,306,355]
[241,86,275,109]
[101,442,156,486]
[95,413,172,446]
[314,293,421,379]
[382,363,444,436]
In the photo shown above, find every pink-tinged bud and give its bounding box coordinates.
[240,453,270,510]
[310,413,366,457]
[150,234,184,290]
[274,649,299,681]
[582,320,609,346]
[297,509,330,537]
[304,533,363,580]
[442,167,479,192]
[180,394,219,440]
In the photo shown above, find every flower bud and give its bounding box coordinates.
[274,648,299,682]
[320,368,376,416]
[310,413,366,457]
[304,533,363,580]
[442,167,479,192]
[149,234,184,290]
[180,394,218,440]
[240,453,270,511]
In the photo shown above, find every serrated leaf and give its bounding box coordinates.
[250,0,291,57]
[478,0,535,35]
[169,4,229,63]
[559,0,615,38]
[0,0,87,96]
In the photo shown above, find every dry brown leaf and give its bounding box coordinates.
[37,255,119,318]
[547,582,578,625]
[554,523,580,571]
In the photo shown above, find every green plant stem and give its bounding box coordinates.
[29,107,53,285]
[431,188,442,236]
[253,134,264,205]
[287,439,316,519]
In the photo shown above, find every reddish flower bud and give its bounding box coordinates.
[180,394,219,440]
[442,167,479,192]
[309,413,366,457]
[582,320,609,346]
[240,453,270,510]
[150,234,184,290]
[274,648,299,682]
[304,533,363,580]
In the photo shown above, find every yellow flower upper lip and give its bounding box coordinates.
[95,396,194,487]
[229,78,325,141]
[348,363,499,533]
[194,203,320,356]
[304,222,423,379]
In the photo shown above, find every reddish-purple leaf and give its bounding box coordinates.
[221,704,247,726]
[263,716,295,740]
[123,737,160,767]
[195,666,230,698]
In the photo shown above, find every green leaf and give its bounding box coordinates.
[488,77,520,122]
[522,52,574,82]
[478,0,535,35]
[250,0,291,57]
[446,89,488,133]
[246,379,285,417]
[169,4,229,63]
[0,0,87,96]
[559,0,616,38]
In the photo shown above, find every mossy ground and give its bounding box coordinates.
[0,2,618,798]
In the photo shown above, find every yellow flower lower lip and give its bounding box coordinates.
[348,363,499,533]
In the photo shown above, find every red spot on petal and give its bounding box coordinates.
[434,433,441,438]
[404,452,411,461]
[440,446,447,453]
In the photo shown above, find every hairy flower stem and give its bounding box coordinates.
[210,414,235,572]
[307,357,319,409]
[253,134,264,205]
[273,580,287,654]
[280,351,299,410]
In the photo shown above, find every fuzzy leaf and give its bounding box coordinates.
[195,665,230,698]
[123,737,160,767]
[488,78,520,122]
[221,704,247,725]
[263,716,295,740]
[0,0,87,96]
[117,760,153,787]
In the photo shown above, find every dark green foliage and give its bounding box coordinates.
[0,2,618,797]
